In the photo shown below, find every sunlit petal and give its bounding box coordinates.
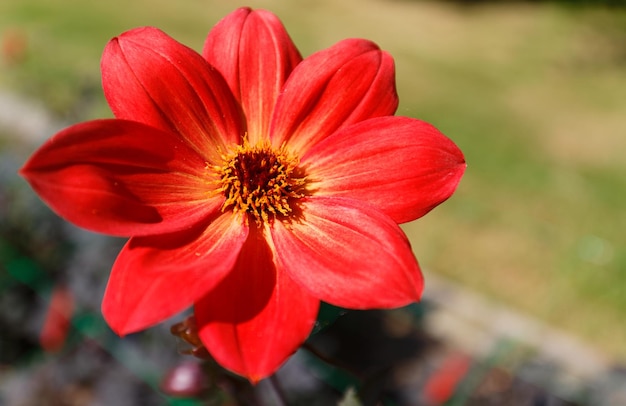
[203,7,301,144]
[102,212,248,335]
[102,27,244,162]
[20,119,220,236]
[270,38,398,152]
[303,116,466,223]
[270,196,423,309]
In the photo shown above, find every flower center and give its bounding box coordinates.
[215,139,306,226]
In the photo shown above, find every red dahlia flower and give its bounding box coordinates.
[20,7,465,382]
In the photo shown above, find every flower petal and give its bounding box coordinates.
[19,119,220,236]
[302,116,466,224]
[270,196,422,309]
[102,26,244,162]
[270,38,398,152]
[196,227,319,383]
[203,7,302,144]
[102,212,248,335]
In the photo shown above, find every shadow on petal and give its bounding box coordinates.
[195,226,319,382]
[197,227,276,323]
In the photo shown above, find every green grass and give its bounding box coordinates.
[2,0,626,358]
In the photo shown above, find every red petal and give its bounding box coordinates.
[102,27,244,162]
[270,196,423,309]
[302,116,466,224]
[19,119,220,236]
[102,212,248,335]
[203,7,301,144]
[196,227,319,383]
[270,38,398,152]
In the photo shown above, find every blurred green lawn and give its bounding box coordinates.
[2,0,625,359]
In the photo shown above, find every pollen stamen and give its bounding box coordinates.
[214,139,306,226]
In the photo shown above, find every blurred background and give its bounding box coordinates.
[1,0,625,404]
